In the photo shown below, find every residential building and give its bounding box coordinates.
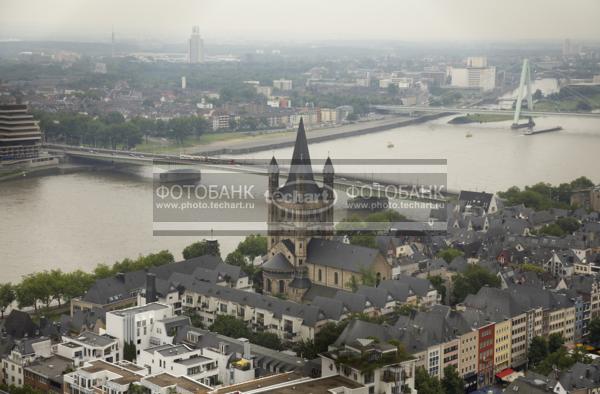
[1,337,52,387]
[105,303,176,360]
[273,79,293,91]
[571,186,600,212]
[450,57,496,91]
[321,335,417,394]
[70,255,237,315]
[55,332,119,366]
[23,355,72,393]
[62,360,147,394]
[138,343,219,386]
[0,104,42,161]
[139,373,212,394]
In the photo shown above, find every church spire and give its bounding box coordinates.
[286,117,314,185]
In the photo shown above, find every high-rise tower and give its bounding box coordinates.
[188,26,204,64]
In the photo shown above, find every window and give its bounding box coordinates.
[318,269,322,282]
[279,280,285,293]
[266,278,272,292]
[334,272,339,285]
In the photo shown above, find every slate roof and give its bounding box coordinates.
[458,191,494,211]
[463,284,575,320]
[306,239,383,273]
[4,310,38,339]
[83,255,226,305]
[174,280,324,326]
[556,362,600,391]
[262,253,294,273]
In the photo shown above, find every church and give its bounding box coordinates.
[262,119,392,302]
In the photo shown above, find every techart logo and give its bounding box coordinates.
[264,180,337,216]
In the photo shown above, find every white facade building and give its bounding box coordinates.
[56,332,119,366]
[273,79,293,91]
[105,303,175,361]
[138,344,219,386]
[1,338,52,388]
[450,56,496,91]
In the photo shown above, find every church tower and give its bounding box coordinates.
[263,118,334,300]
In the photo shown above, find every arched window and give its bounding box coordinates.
[266,279,272,293]
[334,272,339,285]
[318,269,322,282]
[279,280,285,293]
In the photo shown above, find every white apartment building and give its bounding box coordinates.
[273,79,293,91]
[62,360,147,394]
[105,303,175,360]
[450,56,496,91]
[138,344,219,386]
[56,332,119,366]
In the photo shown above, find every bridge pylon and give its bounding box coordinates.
[512,59,534,129]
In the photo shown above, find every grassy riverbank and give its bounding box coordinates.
[449,113,514,124]
[135,129,293,154]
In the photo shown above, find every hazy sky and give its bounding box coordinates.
[1,0,599,43]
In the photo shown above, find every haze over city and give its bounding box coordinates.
[1,0,600,42]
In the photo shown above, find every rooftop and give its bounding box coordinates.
[108,302,170,317]
[143,373,211,392]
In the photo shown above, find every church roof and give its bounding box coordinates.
[262,253,294,273]
[306,239,382,273]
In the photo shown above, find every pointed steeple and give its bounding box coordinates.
[268,155,279,173]
[323,156,334,174]
[286,117,315,185]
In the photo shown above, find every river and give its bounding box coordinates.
[1,114,599,282]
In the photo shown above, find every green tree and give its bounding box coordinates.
[539,223,565,237]
[428,275,446,303]
[252,332,282,350]
[0,283,16,319]
[570,176,594,190]
[451,265,500,304]
[293,339,318,359]
[387,84,399,95]
[225,251,246,267]
[555,217,580,234]
[588,318,600,344]
[236,234,267,260]
[437,248,463,264]
[183,240,221,259]
[15,280,37,311]
[415,366,443,394]
[123,341,137,362]
[548,333,564,353]
[576,101,592,112]
[533,89,543,100]
[442,365,464,394]
[209,315,251,339]
[63,270,95,301]
[528,336,548,367]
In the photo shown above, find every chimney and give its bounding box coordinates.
[218,342,229,355]
[239,337,251,359]
[146,273,157,303]
[39,316,47,329]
